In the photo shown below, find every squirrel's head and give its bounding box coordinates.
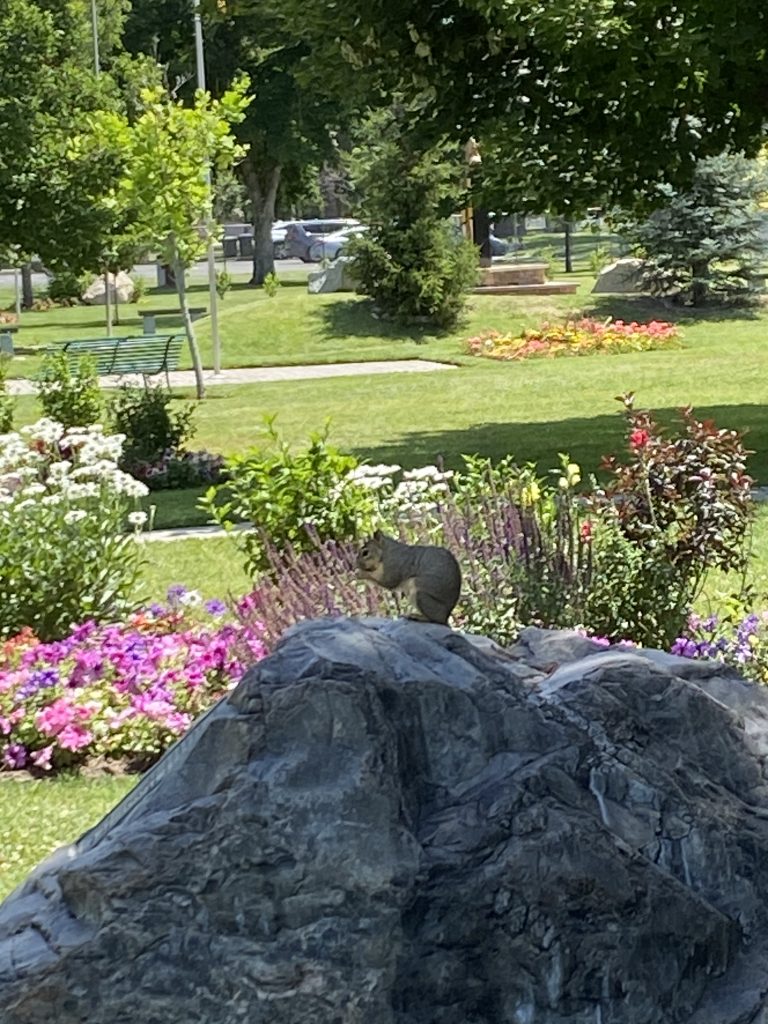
[356,530,386,580]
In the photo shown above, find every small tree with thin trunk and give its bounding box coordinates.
[77,80,250,397]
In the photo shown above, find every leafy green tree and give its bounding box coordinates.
[617,154,768,305]
[346,111,478,328]
[77,81,251,397]
[278,0,768,215]
[0,0,137,275]
[122,0,353,284]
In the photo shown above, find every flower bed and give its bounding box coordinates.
[0,588,267,773]
[466,317,680,361]
[130,449,227,491]
[671,610,768,682]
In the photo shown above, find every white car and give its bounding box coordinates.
[271,221,291,259]
[306,224,369,262]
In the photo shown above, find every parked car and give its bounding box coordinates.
[307,225,369,262]
[282,219,362,261]
[271,221,291,259]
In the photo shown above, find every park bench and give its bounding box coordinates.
[53,334,184,388]
[138,307,207,335]
[0,324,18,355]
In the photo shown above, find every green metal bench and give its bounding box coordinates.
[55,334,185,388]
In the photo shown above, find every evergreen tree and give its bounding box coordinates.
[346,112,478,329]
[618,154,768,306]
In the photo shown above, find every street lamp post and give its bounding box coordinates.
[193,0,222,376]
[90,0,114,337]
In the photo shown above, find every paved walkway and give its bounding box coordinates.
[7,359,457,395]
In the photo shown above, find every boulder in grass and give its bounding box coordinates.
[591,257,645,293]
[3,618,768,1022]
[81,271,135,305]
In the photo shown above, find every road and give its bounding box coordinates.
[0,257,309,293]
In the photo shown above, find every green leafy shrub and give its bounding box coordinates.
[36,352,102,428]
[109,385,196,468]
[262,272,280,297]
[346,111,479,328]
[215,269,232,300]
[588,245,614,275]
[201,419,379,576]
[0,356,14,433]
[0,420,148,641]
[131,275,147,302]
[46,271,92,305]
[585,393,754,646]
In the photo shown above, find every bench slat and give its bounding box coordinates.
[54,334,184,385]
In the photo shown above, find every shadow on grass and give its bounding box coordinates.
[315,298,450,343]
[582,293,763,324]
[348,404,768,483]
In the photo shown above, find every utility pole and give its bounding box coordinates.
[90,0,113,336]
[193,0,222,376]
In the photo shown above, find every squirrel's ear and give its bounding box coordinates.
[373,529,383,540]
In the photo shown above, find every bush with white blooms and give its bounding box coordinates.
[0,419,149,641]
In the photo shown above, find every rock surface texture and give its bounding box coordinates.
[3,618,768,1023]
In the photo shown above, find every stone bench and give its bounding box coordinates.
[138,308,207,335]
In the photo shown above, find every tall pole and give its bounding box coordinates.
[90,0,113,336]
[193,0,222,376]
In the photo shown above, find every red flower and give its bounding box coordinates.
[629,428,650,450]
[580,520,593,542]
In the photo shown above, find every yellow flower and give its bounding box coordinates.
[521,481,541,505]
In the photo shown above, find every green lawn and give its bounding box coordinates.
[0,774,136,900]
[137,534,252,602]
[10,274,768,529]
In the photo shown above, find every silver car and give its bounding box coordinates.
[282,219,362,261]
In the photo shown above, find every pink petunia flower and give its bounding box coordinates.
[35,698,76,737]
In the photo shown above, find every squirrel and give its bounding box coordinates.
[356,530,462,625]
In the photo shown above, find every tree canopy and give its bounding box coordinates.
[78,80,251,396]
[279,0,768,214]
[123,0,354,281]
[0,0,132,271]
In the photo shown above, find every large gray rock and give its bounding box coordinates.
[307,256,358,294]
[591,257,645,293]
[81,271,135,305]
[3,618,768,1023]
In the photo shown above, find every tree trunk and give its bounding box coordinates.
[564,221,573,273]
[172,253,206,399]
[21,263,34,309]
[690,259,710,306]
[239,153,281,286]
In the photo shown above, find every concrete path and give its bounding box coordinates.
[7,359,457,395]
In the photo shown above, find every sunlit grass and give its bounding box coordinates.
[0,774,137,901]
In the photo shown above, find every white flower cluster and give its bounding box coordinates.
[346,463,402,492]
[392,466,454,518]
[0,419,149,516]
